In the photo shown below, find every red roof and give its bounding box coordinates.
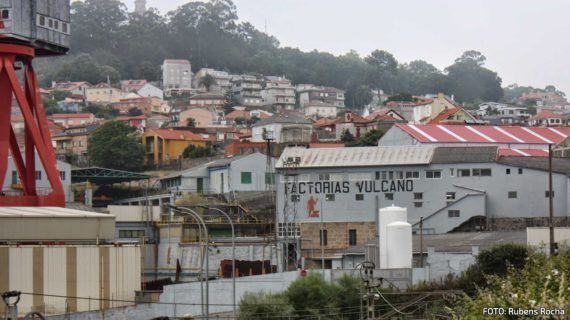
[225,110,271,120]
[51,113,94,119]
[115,115,147,121]
[395,124,570,145]
[531,110,564,121]
[428,108,462,124]
[149,129,203,141]
[498,148,550,157]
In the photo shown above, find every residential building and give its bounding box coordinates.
[162,59,192,96]
[147,114,170,129]
[142,128,206,165]
[528,110,565,126]
[178,107,219,128]
[112,96,160,115]
[225,109,273,123]
[252,114,313,144]
[193,68,232,93]
[232,74,263,107]
[303,101,337,119]
[427,107,478,124]
[297,85,345,109]
[262,76,296,110]
[50,113,96,128]
[85,83,123,104]
[275,145,570,267]
[160,152,275,194]
[519,91,567,107]
[388,93,469,124]
[366,108,406,122]
[52,124,99,161]
[137,83,164,99]
[115,115,147,130]
[379,123,570,155]
[188,92,226,109]
[51,81,92,97]
[4,154,73,202]
[120,79,147,93]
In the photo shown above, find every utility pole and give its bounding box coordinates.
[419,216,424,268]
[360,262,377,319]
[549,144,556,255]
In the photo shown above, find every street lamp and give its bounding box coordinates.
[167,205,210,319]
[196,205,236,319]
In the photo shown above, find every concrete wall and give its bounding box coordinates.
[108,205,161,222]
[527,227,570,252]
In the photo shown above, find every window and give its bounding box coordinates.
[291,195,300,202]
[1,10,9,20]
[388,171,394,180]
[39,15,45,26]
[320,229,328,246]
[425,170,442,179]
[508,191,517,199]
[59,171,66,181]
[11,171,17,185]
[119,230,145,238]
[449,168,454,177]
[35,171,42,180]
[62,22,68,33]
[241,172,252,184]
[414,202,423,208]
[473,168,492,177]
[325,194,335,201]
[385,193,394,201]
[348,229,357,246]
[318,173,330,181]
[518,168,523,174]
[457,169,471,177]
[265,172,276,185]
[355,194,364,201]
[48,19,53,28]
[54,20,59,30]
[506,168,511,175]
[395,171,404,180]
[406,171,420,179]
[546,191,555,198]
[448,210,460,218]
[414,193,423,200]
[446,192,456,202]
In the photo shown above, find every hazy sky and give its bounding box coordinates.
[124,0,570,93]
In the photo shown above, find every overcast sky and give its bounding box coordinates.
[124,0,570,93]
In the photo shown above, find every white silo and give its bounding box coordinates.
[386,221,413,269]
[378,205,407,269]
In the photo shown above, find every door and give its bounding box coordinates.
[197,178,204,194]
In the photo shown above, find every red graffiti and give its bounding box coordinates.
[307,196,320,218]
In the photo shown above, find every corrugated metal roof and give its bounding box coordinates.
[0,207,113,218]
[431,146,498,163]
[276,146,435,169]
[395,124,570,144]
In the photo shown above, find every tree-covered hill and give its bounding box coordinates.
[38,0,510,107]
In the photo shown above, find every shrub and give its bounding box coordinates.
[238,292,293,320]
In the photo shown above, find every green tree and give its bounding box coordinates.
[238,292,293,320]
[182,144,214,159]
[356,129,383,146]
[88,121,144,171]
[199,74,218,92]
[340,129,356,143]
[365,50,398,94]
[445,50,503,103]
[285,274,340,318]
[385,92,413,104]
[51,90,71,101]
[186,117,196,127]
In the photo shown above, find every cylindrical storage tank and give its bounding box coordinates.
[378,205,407,269]
[386,221,413,269]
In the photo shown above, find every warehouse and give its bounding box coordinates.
[275,146,570,267]
[0,207,140,316]
[379,124,570,154]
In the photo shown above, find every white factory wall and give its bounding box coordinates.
[527,227,570,253]
[1,246,141,316]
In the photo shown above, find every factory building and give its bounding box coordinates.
[275,146,570,268]
[0,207,140,316]
[379,124,570,155]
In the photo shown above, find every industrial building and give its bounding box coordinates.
[0,207,140,316]
[275,145,570,267]
[379,124,570,154]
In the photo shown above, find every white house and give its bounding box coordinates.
[160,153,275,195]
[303,101,337,118]
[137,83,164,100]
[3,155,73,202]
[251,114,313,144]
